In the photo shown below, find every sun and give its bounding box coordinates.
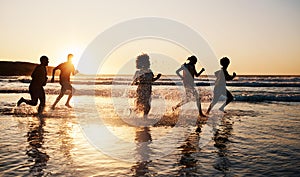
[56,46,84,68]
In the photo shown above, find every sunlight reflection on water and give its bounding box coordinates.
[1,94,300,176]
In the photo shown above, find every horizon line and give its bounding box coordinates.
[1,60,299,77]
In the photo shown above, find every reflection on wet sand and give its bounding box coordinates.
[26,118,49,176]
[213,115,233,174]
[178,124,202,176]
[131,127,152,176]
[57,118,75,163]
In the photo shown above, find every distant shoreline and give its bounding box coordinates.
[0,61,299,77]
[0,61,55,76]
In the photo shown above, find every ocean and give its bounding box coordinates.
[0,75,300,176]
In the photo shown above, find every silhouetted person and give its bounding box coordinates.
[17,56,49,116]
[172,55,206,117]
[206,57,236,114]
[51,54,78,109]
[132,54,161,118]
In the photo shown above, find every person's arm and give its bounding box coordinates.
[42,67,48,86]
[232,72,236,79]
[152,73,161,82]
[224,69,236,81]
[176,65,184,80]
[51,66,58,82]
[195,68,205,77]
[31,66,38,79]
[131,71,139,85]
[71,65,79,75]
[74,69,79,75]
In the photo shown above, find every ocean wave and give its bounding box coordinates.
[1,76,299,103]
[225,82,300,87]
[234,95,300,102]
[1,88,299,103]
[0,75,298,87]
[15,80,300,87]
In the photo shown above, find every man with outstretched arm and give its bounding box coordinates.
[51,54,78,109]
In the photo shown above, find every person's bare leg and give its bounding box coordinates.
[206,103,213,115]
[172,99,188,111]
[38,104,45,116]
[37,89,46,116]
[65,93,73,108]
[219,90,233,113]
[51,91,64,109]
[17,97,25,106]
[143,101,151,119]
[65,88,75,108]
[206,93,220,115]
[206,100,218,115]
[196,97,206,117]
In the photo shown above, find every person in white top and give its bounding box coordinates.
[172,55,206,117]
[206,57,236,114]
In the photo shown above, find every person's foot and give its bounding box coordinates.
[17,97,25,106]
[129,108,132,115]
[197,115,208,123]
[219,108,227,113]
[172,106,177,112]
[195,126,201,133]
[37,112,44,118]
[199,112,207,117]
[65,104,72,108]
[51,105,55,110]
[39,117,46,125]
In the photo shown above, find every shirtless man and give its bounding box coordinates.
[17,56,49,116]
[51,54,77,109]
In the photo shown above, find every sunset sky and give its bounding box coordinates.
[0,0,299,75]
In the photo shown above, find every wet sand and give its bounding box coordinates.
[1,94,300,176]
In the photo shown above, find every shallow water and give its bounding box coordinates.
[1,93,300,176]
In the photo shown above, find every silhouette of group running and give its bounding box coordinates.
[17,53,236,118]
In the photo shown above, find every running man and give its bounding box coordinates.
[51,54,78,109]
[17,56,49,116]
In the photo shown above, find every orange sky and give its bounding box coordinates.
[0,0,299,75]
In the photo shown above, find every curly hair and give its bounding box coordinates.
[136,53,150,69]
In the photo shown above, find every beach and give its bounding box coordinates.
[1,75,300,176]
[2,1,300,176]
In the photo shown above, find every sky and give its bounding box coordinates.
[0,0,300,75]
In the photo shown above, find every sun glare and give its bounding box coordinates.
[97,38,191,75]
[55,45,84,68]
